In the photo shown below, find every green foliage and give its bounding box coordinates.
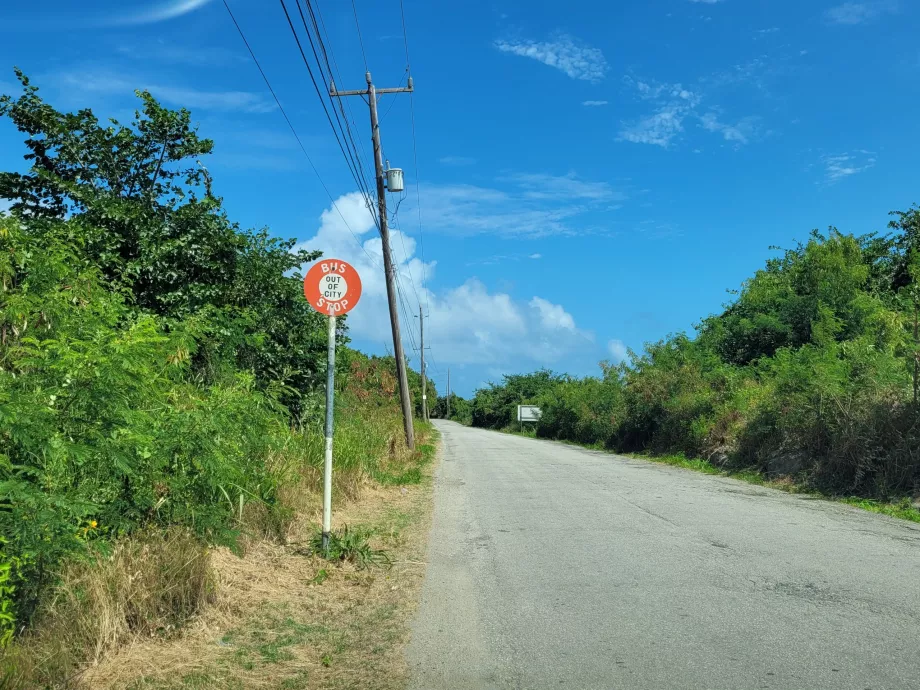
[0,74,365,637]
[536,364,625,446]
[470,369,564,430]
[0,540,18,648]
[472,215,920,502]
[432,393,472,424]
[310,526,391,570]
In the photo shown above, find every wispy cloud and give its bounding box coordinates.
[618,106,687,148]
[116,41,245,67]
[108,0,215,27]
[619,72,774,149]
[699,112,761,145]
[582,100,608,107]
[688,0,723,3]
[607,340,628,364]
[825,1,898,25]
[502,172,627,202]
[53,68,274,114]
[617,78,701,148]
[820,151,876,183]
[439,156,476,166]
[494,34,608,83]
[529,253,542,260]
[408,171,628,238]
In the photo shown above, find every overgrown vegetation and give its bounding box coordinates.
[468,217,920,506]
[0,72,431,686]
[431,393,472,426]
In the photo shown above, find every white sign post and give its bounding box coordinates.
[517,405,542,433]
[304,259,362,552]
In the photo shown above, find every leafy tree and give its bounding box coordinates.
[0,70,330,415]
[470,369,564,429]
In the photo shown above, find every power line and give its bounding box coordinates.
[295,0,376,212]
[379,71,407,124]
[389,190,423,314]
[350,0,369,71]
[221,0,379,269]
[278,0,379,228]
[398,0,431,319]
[311,0,375,190]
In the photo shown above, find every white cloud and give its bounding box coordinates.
[296,193,589,367]
[699,112,760,145]
[688,0,722,3]
[820,151,876,183]
[494,34,609,83]
[529,253,542,260]
[530,297,576,331]
[620,76,762,149]
[618,105,687,148]
[439,156,476,166]
[618,78,702,148]
[607,339,628,364]
[53,69,274,113]
[413,172,627,238]
[108,0,214,26]
[582,100,608,107]
[825,1,898,25]
[503,172,626,202]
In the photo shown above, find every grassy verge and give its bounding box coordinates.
[488,424,920,525]
[625,451,920,524]
[75,425,438,690]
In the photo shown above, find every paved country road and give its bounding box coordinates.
[407,421,920,690]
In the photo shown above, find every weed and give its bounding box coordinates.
[311,526,392,570]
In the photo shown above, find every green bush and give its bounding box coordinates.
[470,223,920,501]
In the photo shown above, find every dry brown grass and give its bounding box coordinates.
[76,433,437,690]
[2,528,212,689]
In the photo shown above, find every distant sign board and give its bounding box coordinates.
[517,405,542,422]
[303,259,362,316]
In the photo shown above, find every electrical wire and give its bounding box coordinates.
[398,0,432,319]
[311,0,375,190]
[350,0,369,71]
[278,0,380,228]
[295,0,376,215]
[221,0,380,269]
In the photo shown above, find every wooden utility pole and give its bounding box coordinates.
[419,305,428,422]
[332,72,416,449]
[914,301,918,406]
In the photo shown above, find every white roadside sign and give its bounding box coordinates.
[517,405,542,422]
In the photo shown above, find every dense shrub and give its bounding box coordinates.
[0,73,395,642]
[470,370,564,430]
[470,225,920,499]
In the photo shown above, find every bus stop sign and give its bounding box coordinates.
[304,259,362,316]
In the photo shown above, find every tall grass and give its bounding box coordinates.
[2,529,212,689]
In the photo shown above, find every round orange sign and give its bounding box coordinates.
[303,259,362,316]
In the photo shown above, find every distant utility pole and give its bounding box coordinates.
[332,72,416,449]
[419,305,428,422]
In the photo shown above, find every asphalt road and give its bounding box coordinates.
[406,421,920,690]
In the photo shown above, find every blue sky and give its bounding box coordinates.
[1,0,918,396]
